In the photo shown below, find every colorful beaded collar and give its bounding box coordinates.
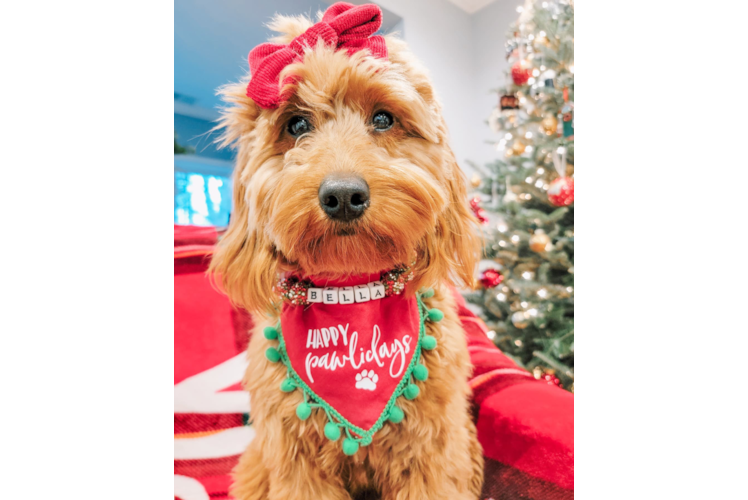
[264,268,444,456]
[276,265,415,307]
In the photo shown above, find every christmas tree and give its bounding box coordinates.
[465,0,574,390]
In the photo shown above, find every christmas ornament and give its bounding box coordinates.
[543,373,562,388]
[533,35,550,49]
[548,178,574,206]
[511,311,529,329]
[469,196,489,225]
[470,175,482,188]
[499,94,520,110]
[511,139,526,155]
[267,276,441,455]
[479,268,504,288]
[541,115,558,135]
[561,103,573,137]
[549,147,574,206]
[529,230,551,252]
[533,367,562,388]
[511,60,531,86]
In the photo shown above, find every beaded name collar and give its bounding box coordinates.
[263,268,443,455]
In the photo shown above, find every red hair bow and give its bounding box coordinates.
[246,2,388,109]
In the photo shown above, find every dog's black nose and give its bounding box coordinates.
[318,174,370,222]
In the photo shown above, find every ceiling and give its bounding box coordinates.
[444,0,499,14]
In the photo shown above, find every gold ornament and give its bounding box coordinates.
[533,35,551,49]
[541,115,558,135]
[470,175,482,188]
[529,230,551,252]
[511,140,526,155]
[511,311,530,329]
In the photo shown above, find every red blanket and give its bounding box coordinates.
[174,225,573,500]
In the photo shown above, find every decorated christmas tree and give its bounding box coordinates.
[465,0,574,390]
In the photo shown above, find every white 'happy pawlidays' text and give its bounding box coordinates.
[304,323,411,383]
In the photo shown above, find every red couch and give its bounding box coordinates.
[174,225,573,500]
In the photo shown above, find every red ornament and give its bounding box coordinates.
[511,61,531,86]
[479,269,504,288]
[469,196,489,225]
[543,373,563,388]
[548,177,574,206]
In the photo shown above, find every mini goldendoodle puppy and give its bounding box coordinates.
[209,3,484,499]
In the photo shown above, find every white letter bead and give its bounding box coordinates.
[368,281,386,300]
[307,287,323,303]
[338,286,355,304]
[354,284,371,302]
[323,287,339,304]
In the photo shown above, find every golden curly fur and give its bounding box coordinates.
[209,12,484,500]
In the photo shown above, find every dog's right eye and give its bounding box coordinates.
[287,116,312,137]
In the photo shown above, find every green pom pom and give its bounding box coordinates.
[404,383,420,400]
[427,308,444,322]
[324,422,341,441]
[263,326,278,340]
[296,402,312,420]
[280,378,296,392]
[265,347,281,363]
[422,335,437,350]
[413,364,429,381]
[342,438,359,456]
[420,287,435,299]
[388,405,404,423]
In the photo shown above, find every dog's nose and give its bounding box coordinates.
[318,174,370,222]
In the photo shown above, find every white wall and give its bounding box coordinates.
[374,0,517,177]
[469,0,519,170]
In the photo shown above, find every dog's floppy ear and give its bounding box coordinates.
[385,36,481,290]
[440,150,481,289]
[413,146,481,292]
[208,82,280,314]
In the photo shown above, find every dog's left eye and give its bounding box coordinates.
[371,111,394,131]
[287,116,312,137]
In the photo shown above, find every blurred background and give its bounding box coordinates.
[174,0,522,226]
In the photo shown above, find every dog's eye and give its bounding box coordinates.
[287,116,312,137]
[371,111,394,131]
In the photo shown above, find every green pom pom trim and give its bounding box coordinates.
[324,422,341,441]
[413,364,428,381]
[422,335,437,350]
[265,347,280,363]
[420,287,435,299]
[388,405,404,423]
[404,383,420,400]
[280,378,296,392]
[296,402,312,420]
[342,438,360,456]
[268,294,435,453]
[427,308,444,322]
[263,326,278,340]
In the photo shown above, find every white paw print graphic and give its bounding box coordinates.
[355,369,378,391]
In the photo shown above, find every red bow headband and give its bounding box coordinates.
[246,2,388,109]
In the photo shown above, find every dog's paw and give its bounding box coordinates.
[354,369,378,391]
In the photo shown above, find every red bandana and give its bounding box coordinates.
[264,273,441,455]
[246,2,388,108]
